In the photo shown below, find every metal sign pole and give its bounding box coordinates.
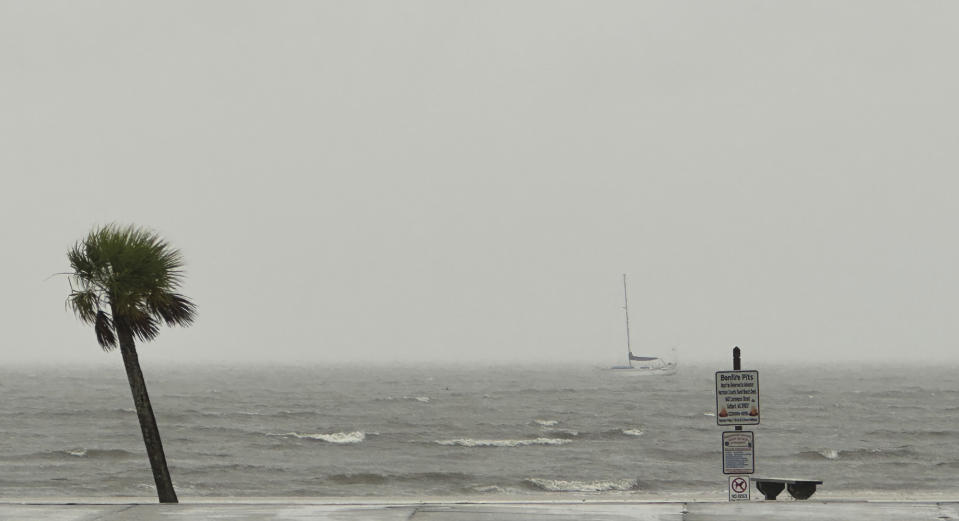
[733,346,742,432]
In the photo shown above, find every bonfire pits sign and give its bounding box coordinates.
[715,370,759,426]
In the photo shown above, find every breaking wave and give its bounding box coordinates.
[543,429,579,439]
[533,419,559,427]
[64,448,138,459]
[326,471,473,485]
[0,448,143,461]
[435,438,572,447]
[470,485,513,494]
[525,478,639,492]
[593,429,647,440]
[267,431,366,444]
[375,396,432,403]
[798,446,915,461]
[816,449,840,460]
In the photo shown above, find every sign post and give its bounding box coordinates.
[717,346,758,502]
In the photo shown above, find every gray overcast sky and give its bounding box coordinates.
[2,1,957,367]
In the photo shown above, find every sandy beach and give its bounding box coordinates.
[2,498,959,521]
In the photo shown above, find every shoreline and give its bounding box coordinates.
[5,495,959,504]
[2,498,959,521]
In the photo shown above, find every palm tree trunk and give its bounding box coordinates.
[116,326,178,503]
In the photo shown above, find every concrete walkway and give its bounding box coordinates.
[1,500,959,521]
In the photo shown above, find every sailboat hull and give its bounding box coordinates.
[610,364,678,376]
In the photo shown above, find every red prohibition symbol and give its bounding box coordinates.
[731,477,748,493]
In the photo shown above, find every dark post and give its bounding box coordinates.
[733,346,742,432]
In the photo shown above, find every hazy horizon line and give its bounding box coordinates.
[1,358,953,370]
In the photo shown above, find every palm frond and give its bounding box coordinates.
[130,315,160,342]
[117,308,161,343]
[67,289,99,324]
[148,293,197,327]
[94,311,117,351]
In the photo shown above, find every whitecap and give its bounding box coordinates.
[67,448,87,457]
[526,478,638,492]
[819,448,840,460]
[267,431,366,444]
[472,485,508,494]
[435,437,572,447]
[534,419,559,427]
[414,396,431,403]
[472,484,527,494]
[703,412,716,417]
[622,428,644,437]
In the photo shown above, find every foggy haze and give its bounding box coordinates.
[2,2,957,367]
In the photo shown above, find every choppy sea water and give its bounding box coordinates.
[1,363,957,499]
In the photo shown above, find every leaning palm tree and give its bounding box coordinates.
[66,224,196,503]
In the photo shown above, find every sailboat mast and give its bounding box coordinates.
[623,274,632,368]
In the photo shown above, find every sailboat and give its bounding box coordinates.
[610,274,677,375]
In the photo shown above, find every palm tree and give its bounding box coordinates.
[65,224,196,503]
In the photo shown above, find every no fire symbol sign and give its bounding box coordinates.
[729,476,750,501]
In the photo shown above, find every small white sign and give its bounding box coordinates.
[722,431,755,474]
[715,370,760,425]
[729,475,750,501]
